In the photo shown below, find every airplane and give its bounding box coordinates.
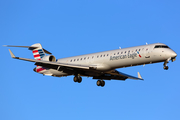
[4,43,177,87]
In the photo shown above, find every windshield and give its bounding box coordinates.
[154,45,170,49]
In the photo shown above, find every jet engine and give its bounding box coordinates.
[41,55,56,62]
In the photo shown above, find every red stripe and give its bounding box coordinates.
[34,54,40,58]
[33,50,38,53]
[37,58,41,60]
[139,54,142,58]
[36,68,45,72]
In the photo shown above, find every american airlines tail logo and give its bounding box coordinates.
[33,49,45,60]
[32,49,46,72]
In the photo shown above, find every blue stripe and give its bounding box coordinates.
[38,49,43,52]
[38,49,45,58]
[40,54,45,58]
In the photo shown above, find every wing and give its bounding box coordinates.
[106,70,143,80]
[8,49,97,70]
[8,49,143,80]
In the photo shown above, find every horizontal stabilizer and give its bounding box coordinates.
[3,44,52,54]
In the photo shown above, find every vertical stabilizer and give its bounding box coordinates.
[31,43,46,60]
[30,43,46,72]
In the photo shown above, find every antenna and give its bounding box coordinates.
[119,47,121,49]
[146,42,148,45]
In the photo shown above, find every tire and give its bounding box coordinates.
[78,77,82,83]
[97,80,101,86]
[101,80,105,87]
[73,76,78,82]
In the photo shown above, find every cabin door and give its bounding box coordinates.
[145,47,151,58]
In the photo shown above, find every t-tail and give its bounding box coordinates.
[4,43,52,73]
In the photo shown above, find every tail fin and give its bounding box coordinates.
[31,44,46,72]
[4,43,52,73]
[31,43,46,60]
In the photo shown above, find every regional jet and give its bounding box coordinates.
[4,43,177,87]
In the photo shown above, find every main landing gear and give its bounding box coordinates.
[96,80,105,87]
[73,76,82,83]
[73,76,105,87]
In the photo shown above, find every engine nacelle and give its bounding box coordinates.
[41,55,56,62]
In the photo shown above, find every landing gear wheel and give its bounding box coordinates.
[96,80,105,87]
[73,76,82,83]
[97,80,101,86]
[73,76,78,82]
[77,76,82,83]
[164,66,169,70]
[101,80,105,87]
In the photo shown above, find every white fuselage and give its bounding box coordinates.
[40,43,177,76]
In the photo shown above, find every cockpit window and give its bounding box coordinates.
[154,45,169,49]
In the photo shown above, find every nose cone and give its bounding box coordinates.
[166,50,177,58]
[171,51,177,58]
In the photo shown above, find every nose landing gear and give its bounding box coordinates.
[163,57,171,70]
[96,80,105,87]
[163,66,169,70]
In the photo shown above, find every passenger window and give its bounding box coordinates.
[84,57,86,60]
[74,59,76,61]
[77,59,79,61]
[100,55,102,57]
[70,60,72,62]
[117,52,119,55]
[81,58,82,60]
[139,49,141,51]
[104,54,105,57]
[97,55,99,58]
[87,57,89,59]
[121,52,123,54]
[92,56,94,59]
[114,53,116,55]
[107,54,109,56]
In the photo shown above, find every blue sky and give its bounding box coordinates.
[1,0,180,120]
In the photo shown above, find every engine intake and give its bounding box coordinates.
[41,55,56,62]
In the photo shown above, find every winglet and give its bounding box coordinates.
[8,49,15,58]
[138,72,143,80]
